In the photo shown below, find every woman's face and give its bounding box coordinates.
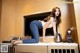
[55,8,60,17]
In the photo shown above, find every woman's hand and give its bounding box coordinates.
[43,37,46,42]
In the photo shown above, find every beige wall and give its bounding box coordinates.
[0,0,2,42]
[14,0,71,39]
[68,4,78,43]
[73,0,80,48]
[0,0,72,43]
[0,0,16,42]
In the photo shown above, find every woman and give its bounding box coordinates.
[11,7,61,45]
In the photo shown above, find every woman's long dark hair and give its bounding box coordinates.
[44,7,61,26]
[51,7,61,27]
[43,7,61,33]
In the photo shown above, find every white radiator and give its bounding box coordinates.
[48,43,79,53]
[51,49,75,53]
[17,42,79,53]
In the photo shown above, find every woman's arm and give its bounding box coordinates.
[53,21,57,36]
[52,20,57,42]
[42,18,52,42]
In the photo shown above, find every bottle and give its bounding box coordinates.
[67,28,73,43]
[56,33,62,43]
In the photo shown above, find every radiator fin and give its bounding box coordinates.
[51,49,75,53]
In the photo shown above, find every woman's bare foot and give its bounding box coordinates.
[11,40,23,46]
[13,40,23,44]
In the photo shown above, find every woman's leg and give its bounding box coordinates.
[22,20,42,43]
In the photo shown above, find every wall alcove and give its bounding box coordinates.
[24,11,54,37]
